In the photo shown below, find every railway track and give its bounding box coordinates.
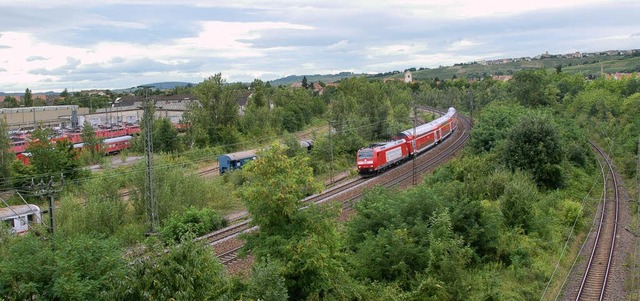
[574,142,620,301]
[211,110,472,269]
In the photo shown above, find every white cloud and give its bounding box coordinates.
[326,40,353,52]
[447,39,477,51]
[364,43,429,59]
[176,21,313,59]
[381,0,615,18]
[0,0,638,91]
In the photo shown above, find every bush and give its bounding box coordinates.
[160,207,228,243]
[565,142,587,167]
[557,199,583,228]
[502,114,565,189]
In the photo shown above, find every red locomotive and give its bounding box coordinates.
[357,107,458,176]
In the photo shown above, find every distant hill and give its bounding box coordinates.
[111,81,195,93]
[143,81,195,90]
[268,72,368,86]
[377,53,640,81]
[0,91,57,96]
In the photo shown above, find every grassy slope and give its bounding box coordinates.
[381,55,639,80]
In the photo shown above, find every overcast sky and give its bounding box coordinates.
[1,0,638,92]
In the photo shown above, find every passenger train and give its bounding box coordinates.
[73,135,133,155]
[0,204,42,235]
[357,107,458,176]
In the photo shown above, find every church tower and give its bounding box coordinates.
[404,70,413,83]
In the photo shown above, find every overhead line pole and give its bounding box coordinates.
[329,116,333,185]
[412,98,417,186]
[139,86,159,235]
[31,175,63,234]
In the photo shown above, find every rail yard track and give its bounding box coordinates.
[573,142,620,301]
[209,111,472,269]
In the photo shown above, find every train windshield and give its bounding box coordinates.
[358,149,373,159]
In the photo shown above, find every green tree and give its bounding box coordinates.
[0,119,13,189]
[555,64,562,73]
[26,126,83,183]
[79,121,103,165]
[469,76,511,110]
[52,236,126,300]
[566,89,621,123]
[159,206,227,244]
[623,77,640,96]
[241,79,277,137]
[3,96,19,108]
[23,88,33,107]
[282,131,305,158]
[245,259,289,301]
[0,234,56,300]
[301,76,309,89]
[240,144,320,237]
[469,102,526,153]
[106,238,226,300]
[498,172,539,232]
[56,170,129,238]
[239,145,349,299]
[0,235,124,300]
[153,118,180,153]
[552,72,585,101]
[60,88,69,98]
[338,77,393,140]
[270,87,322,133]
[509,69,557,107]
[250,79,267,108]
[126,155,235,236]
[345,186,473,298]
[242,104,275,138]
[423,211,473,299]
[502,114,565,189]
[186,73,240,147]
[33,97,46,107]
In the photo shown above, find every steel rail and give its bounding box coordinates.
[576,142,619,300]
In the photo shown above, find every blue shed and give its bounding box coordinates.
[218,150,258,174]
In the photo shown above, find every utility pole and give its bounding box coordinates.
[31,175,63,234]
[328,117,333,185]
[468,88,474,126]
[412,98,417,186]
[139,86,159,235]
[635,135,640,296]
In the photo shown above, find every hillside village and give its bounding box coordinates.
[476,49,637,66]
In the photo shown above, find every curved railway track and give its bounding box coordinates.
[210,110,472,268]
[574,142,620,301]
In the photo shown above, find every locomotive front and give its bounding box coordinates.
[356,148,375,175]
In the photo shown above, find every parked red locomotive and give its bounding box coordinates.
[357,107,457,176]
